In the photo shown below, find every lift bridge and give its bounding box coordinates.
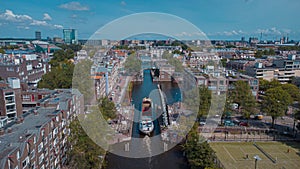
[140,55,157,77]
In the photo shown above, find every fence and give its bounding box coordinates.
[200,126,300,142]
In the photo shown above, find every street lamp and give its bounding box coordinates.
[98,155,104,169]
[253,155,261,169]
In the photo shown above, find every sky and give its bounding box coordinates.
[0,0,299,40]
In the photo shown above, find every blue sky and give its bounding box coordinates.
[0,0,299,40]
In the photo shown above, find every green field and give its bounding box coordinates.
[210,142,300,169]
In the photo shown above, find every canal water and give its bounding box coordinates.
[105,70,189,169]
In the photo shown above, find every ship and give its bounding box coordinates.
[139,97,154,135]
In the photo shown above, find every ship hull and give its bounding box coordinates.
[139,97,154,135]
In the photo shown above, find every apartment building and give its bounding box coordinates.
[21,89,56,111]
[245,55,300,83]
[0,78,22,122]
[183,68,259,98]
[0,54,50,88]
[0,89,83,169]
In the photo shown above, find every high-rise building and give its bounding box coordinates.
[35,31,41,40]
[63,29,78,44]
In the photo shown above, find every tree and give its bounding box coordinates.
[220,58,227,68]
[198,85,212,118]
[293,110,300,132]
[183,125,217,169]
[49,49,75,67]
[162,51,184,72]
[261,87,292,128]
[38,61,74,89]
[98,97,117,120]
[281,83,300,103]
[124,52,141,75]
[259,78,281,92]
[229,80,257,119]
[66,118,106,169]
[72,59,94,104]
[0,48,5,54]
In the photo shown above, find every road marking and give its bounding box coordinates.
[223,146,237,163]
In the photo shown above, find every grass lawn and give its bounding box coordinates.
[210,142,300,169]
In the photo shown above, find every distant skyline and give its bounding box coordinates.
[0,0,299,40]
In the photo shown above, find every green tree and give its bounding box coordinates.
[183,126,217,169]
[57,44,82,52]
[255,50,263,58]
[162,51,184,72]
[98,97,117,120]
[124,52,141,75]
[229,80,257,119]
[50,49,75,67]
[72,59,94,104]
[261,87,292,128]
[66,118,106,169]
[38,61,74,89]
[269,48,275,55]
[198,85,212,118]
[293,110,300,131]
[0,48,5,54]
[281,83,300,103]
[220,58,227,68]
[258,78,281,91]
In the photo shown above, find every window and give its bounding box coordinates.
[41,129,45,137]
[16,151,20,160]
[53,128,58,137]
[31,162,35,169]
[53,138,58,146]
[6,67,14,71]
[44,148,48,156]
[45,159,49,167]
[50,154,53,161]
[31,150,35,159]
[38,142,43,153]
[44,137,47,145]
[49,142,53,150]
[48,133,52,140]
[22,157,29,169]
[39,154,44,164]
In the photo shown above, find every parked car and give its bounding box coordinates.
[239,121,249,127]
[254,115,263,120]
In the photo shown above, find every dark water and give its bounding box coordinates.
[105,70,188,169]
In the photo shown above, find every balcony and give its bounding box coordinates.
[6,109,16,114]
[4,93,14,97]
[5,100,15,105]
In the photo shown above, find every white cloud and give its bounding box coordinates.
[256,27,290,36]
[53,24,63,29]
[0,9,65,30]
[17,25,30,30]
[121,1,127,6]
[43,13,52,21]
[30,20,48,26]
[282,29,291,34]
[71,14,78,19]
[0,9,32,22]
[59,2,89,11]
[175,31,206,37]
[208,30,247,37]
